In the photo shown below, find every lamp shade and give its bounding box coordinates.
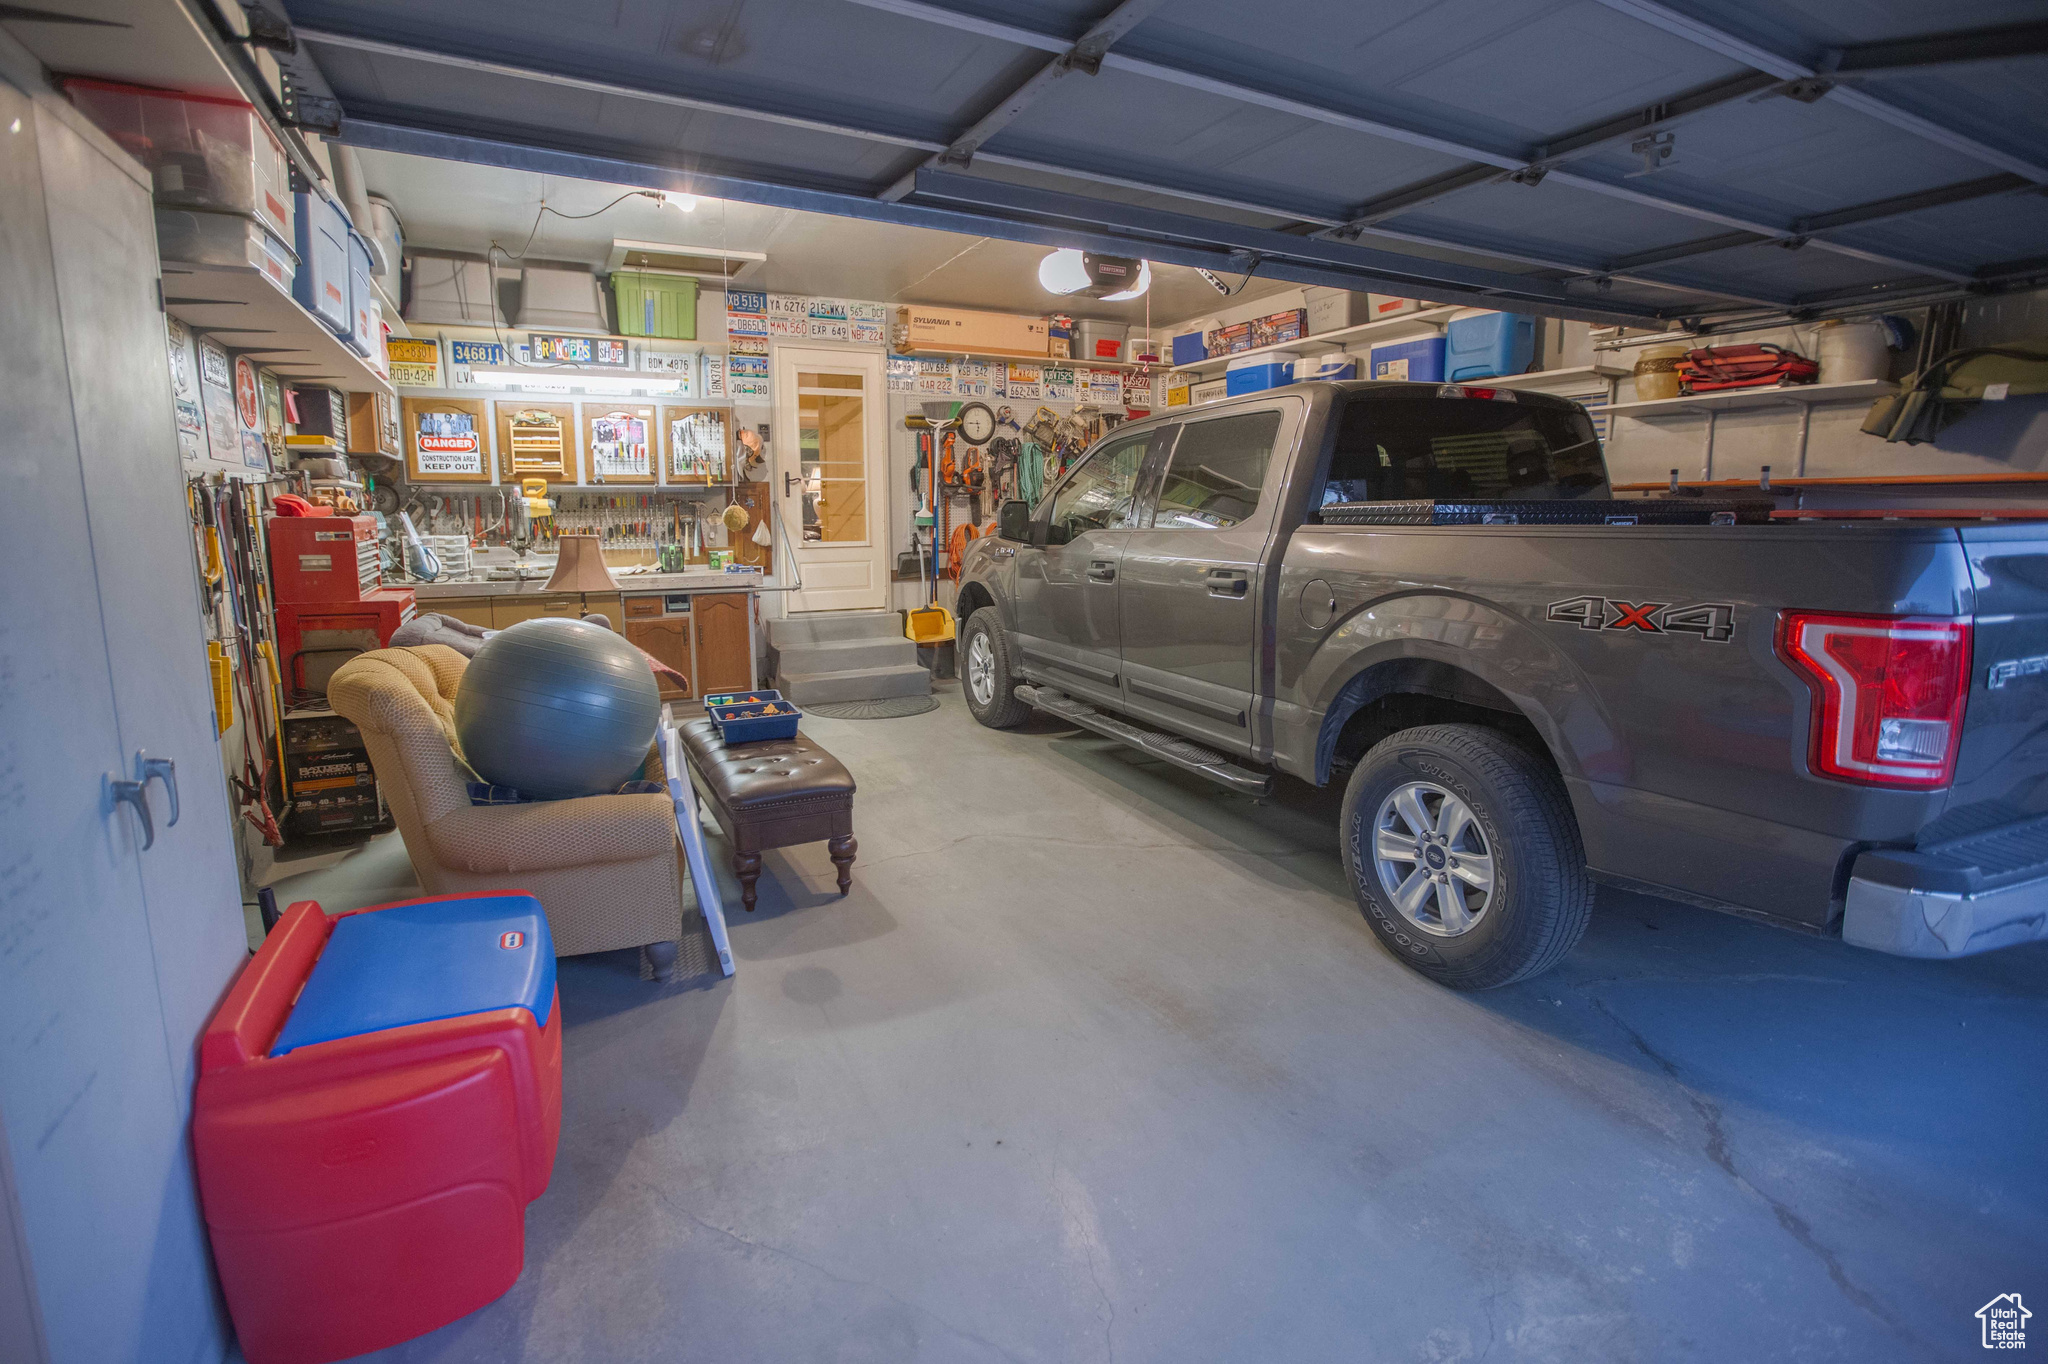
[544,535,619,592]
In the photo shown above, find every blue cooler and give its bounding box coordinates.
[1370,337,1446,382]
[294,191,351,336]
[1226,351,1298,395]
[1298,354,1358,381]
[1171,331,1208,366]
[1446,311,1536,381]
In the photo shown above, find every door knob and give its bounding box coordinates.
[106,774,154,851]
[136,751,179,829]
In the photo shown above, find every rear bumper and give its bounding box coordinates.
[1843,816,2048,958]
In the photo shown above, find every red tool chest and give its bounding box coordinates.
[194,893,562,1364]
[268,513,381,603]
[275,586,414,694]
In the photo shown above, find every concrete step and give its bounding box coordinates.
[768,610,903,648]
[770,635,919,676]
[777,662,931,706]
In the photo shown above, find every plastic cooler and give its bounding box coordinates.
[194,893,563,1364]
[1370,336,1446,382]
[1446,311,1535,381]
[1226,351,1298,395]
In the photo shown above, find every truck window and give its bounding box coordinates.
[1044,432,1150,544]
[1321,398,1608,506]
[1149,411,1283,530]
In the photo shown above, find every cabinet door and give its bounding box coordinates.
[0,78,234,1364]
[694,592,753,694]
[625,617,692,698]
[424,596,493,629]
[492,594,580,628]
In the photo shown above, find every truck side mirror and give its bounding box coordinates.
[998,499,1032,542]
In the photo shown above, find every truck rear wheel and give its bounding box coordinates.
[1341,724,1592,989]
[961,607,1031,729]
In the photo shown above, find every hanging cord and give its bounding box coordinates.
[484,185,675,367]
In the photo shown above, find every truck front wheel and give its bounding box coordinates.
[1340,724,1592,989]
[961,607,1031,729]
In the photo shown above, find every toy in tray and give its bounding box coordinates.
[708,697,803,743]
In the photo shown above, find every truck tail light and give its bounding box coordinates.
[1775,611,1971,789]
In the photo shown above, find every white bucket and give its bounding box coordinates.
[1817,320,1890,384]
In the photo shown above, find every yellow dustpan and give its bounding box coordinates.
[905,603,955,644]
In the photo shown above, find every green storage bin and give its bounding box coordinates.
[610,271,697,339]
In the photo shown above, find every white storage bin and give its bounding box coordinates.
[1189,377,1229,404]
[1305,287,1367,334]
[519,261,608,332]
[155,208,297,292]
[406,253,513,327]
[67,78,294,241]
[1126,333,1168,364]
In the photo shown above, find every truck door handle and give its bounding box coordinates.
[106,774,154,851]
[1206,568,1249,598]
[1087,561,1117,583]
[136,751,179,829]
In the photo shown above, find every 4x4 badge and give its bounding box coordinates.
[1547,595,1736,642]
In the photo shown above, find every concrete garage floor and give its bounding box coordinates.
[262,684,2047,1364]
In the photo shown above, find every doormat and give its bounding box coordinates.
[804,695,940,720]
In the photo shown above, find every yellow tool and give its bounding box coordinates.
[206,641,234,734]
[258,640,288,799]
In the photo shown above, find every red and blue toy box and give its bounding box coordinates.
[194,891,562,1364]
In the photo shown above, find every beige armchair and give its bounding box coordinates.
[327,645,690,978]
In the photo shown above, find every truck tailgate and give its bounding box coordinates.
[1947,525,2048,831]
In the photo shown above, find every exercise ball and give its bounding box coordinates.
[454,617,661,800]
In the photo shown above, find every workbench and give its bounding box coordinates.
[412,571,763,701]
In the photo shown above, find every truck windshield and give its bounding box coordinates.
[1321,397,1608,505]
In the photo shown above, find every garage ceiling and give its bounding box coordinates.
[31,0,2048,327]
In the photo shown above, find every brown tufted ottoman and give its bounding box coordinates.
[678,716,857,912]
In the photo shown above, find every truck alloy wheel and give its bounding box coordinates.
[1341,724,1592,988]
[962,607,1031,729]
[1371,781,1496,937]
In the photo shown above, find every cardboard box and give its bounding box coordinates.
[896,305,1048,358]
[1250,308,1308,349]
[1207,322,1253,358]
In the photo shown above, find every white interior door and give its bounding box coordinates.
[772,346,888,612]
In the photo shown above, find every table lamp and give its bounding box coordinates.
[545,534,619,621]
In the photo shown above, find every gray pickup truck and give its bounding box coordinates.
[954,380,2048,988]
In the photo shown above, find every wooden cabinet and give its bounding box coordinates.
[491,593,622,629]
[425,595,493,629]
[694,592,752,695]
[625,615,691,699]
[730,480,771,573]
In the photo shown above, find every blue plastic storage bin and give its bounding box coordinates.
[1171,331,1207,366]
[1446,311,1535,381]
[702,689,781,709]
[710,699,802,743]
[293,191,350,335]
[1226,352,1298,396]
[1369,337,1446,383]
[345,230,375,357]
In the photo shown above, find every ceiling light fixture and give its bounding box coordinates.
[658,191,698,212]
[1038,248,1150,300]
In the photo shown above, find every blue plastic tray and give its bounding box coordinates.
[710,699,801,743]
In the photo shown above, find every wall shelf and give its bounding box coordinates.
[1485,363,1630,392]
[1599,379,1897,479]
[1168,307,1459,377]
[1600,378,1894,418]
[1616,471,2048,492]
[163,259,394,396]
[896,344,1162,373]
